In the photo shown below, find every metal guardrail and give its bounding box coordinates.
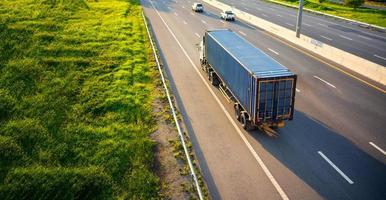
[141,11,205,200]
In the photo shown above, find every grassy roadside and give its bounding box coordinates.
[0,0,161,199]
[267,0,386,27]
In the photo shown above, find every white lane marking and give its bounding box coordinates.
[174,12,178,16]
[183,20,187,25]
[262,14,268,17]
[313,76,336,88]
[201,20,207,24]
[195,32,200,38]
[277,14,282,17]
[369,142,386,156]
[244,7,249,10]
[374,54,386,61]
[182,5,185,9]
[167,6,171,10]
[357,35,372,41]
[318,23,327,27]
[268,48,279,55]
[149,1,289,199]
[296,88,300,92]
[303,23,312,27]
[320,35,332,41]
[285,22,294,27]
[239,31,247,36]
[220,20,225,24]
[256,7,262,11]
[318,151,354,184]
[339,34,353,41]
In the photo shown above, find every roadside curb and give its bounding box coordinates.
[141,11,206,200]
[266,0,386,32]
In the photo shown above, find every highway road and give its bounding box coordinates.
[141,0,386,199]
[220,0,386,66]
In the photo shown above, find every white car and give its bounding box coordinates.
[192,3,204,12]
[220,10,235,21]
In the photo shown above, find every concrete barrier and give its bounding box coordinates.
[203,0,386,86]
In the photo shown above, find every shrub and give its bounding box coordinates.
[344,0,365,8]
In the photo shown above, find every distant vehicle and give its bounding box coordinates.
[199,29,297,136]
[192,3,204,12]
[220,10,235,21]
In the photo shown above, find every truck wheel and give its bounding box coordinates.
[209,72,219,86]
[241,112,251,130]
[234,104,241,121]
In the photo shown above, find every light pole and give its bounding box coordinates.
[296,0,304,38]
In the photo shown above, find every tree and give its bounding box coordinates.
[344,0,364,9]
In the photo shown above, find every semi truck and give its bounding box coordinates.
[199,29,297,136]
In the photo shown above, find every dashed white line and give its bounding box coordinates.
[220,20,225,24]
[262,14,268,17]
[268,48,279,55]
[256,7,262,11]
[285,22,294,27]
[339,35,353,41]
[277,14,283,17]
[318,151,354,184]
[320,35,333,41]
[374,54,386,61]
[195,32,200,38]
[296,88,300,92]
[303,23,312,27]
[313,76,336,88]
[201,20,207,24]
[148,1,289,199]
[318,23,327,27]
[239,31,247,36]
[167,6,172,10]
[182,5,185,9]
[244,7,249,10]
[357,35,372,41]
[369,142,386,156]
[183,20,187,25]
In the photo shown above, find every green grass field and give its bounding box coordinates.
[270,0,386,27]
[0,0,161,199]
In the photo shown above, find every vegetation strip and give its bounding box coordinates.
[0,0,161,198]
[141,11,205,200]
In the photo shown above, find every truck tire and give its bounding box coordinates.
[241,112,251,130]
[209,72,219,86]
[234,104,241,121]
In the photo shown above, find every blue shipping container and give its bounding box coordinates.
[204,29,296,124]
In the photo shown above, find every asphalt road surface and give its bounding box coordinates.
[220,0,386,66]
[142,0,386,199]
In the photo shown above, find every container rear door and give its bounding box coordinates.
[257,78,295,122]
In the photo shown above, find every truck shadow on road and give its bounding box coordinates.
[248,111,386,200]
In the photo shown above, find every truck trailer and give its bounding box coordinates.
[199,29,297,135]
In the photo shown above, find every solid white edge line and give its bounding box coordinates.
[149,1,289,199]
[195,32,200,38]
[268,48,279,55]
[374,54,386,61]
[201,20,207,24]
[313,75,336,88]
[141,9,204,200]
[296,88,300,92]
[369,142,386,156]
[318,151,354,184]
